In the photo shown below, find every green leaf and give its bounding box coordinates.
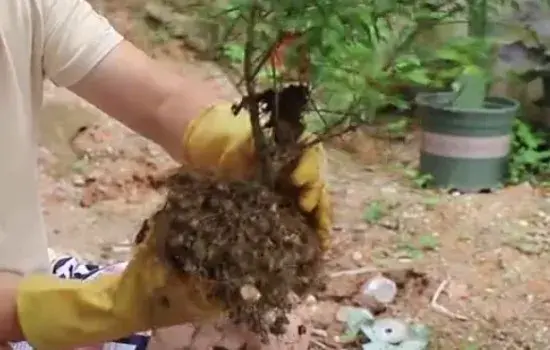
[418,234,439,250]
[423,196,440,208]
[404,69,432,85]
[435,48,470,64]
[363,201,385,224]
[385,118,409,134]
[399,243,424,260]
[223,43,245,62]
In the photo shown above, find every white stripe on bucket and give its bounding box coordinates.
[421,131,511,159]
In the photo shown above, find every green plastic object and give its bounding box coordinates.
[339,308,430,349]
[451,68,487,110]
[415,92,519,191]
[339,306,375,343]
[540,75,550,107]
[360,318,429,349]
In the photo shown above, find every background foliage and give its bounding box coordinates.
[199,0,522,123]
[158,0,550,184]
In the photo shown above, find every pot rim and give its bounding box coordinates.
[415,92,519,115]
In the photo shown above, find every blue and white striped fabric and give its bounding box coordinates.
[11,256,151,350]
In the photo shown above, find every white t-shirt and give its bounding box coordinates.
[0,0,123,273]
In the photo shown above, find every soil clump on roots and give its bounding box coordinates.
[149,85,325,339]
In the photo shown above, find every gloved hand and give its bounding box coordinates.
[182,103,331,249]
[16,103,331,350]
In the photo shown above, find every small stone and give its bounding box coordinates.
[305,294,317,304]
[352,251,363,261]
[72,175,86,187]
[240,284,261,302]
[263,310,277,324]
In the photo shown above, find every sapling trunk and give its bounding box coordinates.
[243,1,275,189]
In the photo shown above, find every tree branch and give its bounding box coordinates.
[243,1,274,188]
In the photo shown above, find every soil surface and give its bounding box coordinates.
[38,1,550,348]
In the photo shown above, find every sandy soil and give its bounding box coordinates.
[36,1,550,348]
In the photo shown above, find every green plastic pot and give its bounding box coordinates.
[538,76,550,130]
[415,92,519,191]
[542,76,550,105]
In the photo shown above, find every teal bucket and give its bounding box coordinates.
[416,92,519,191]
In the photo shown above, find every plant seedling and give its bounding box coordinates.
[363,200,387,224]
[418,233,440,251]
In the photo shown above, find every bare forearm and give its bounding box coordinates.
[0,273,24,343]
[69,40,225,161]
[151,81,218,161]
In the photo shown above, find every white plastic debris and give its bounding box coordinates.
[361,275,397,304]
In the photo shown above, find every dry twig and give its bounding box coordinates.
[329,266,379,278]
[430,277,468,321]
[311,338,335,349]
[311,328,328,337]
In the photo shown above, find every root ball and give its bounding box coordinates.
[154,170,324,338]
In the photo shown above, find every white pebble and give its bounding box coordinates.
[305,294,317,304]
[240,284,261,302]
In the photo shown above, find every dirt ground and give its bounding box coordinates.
[37,2,550,349]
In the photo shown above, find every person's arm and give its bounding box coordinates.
[41,0,231,161]
[0,0,330,347]
[0,0,235,343]
[69,41,229,161]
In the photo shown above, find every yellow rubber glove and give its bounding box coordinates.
[17,213,223,350]
[182,103,331,248]
[17,103,331,350]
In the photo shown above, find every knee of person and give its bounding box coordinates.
[146,313,311,350]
